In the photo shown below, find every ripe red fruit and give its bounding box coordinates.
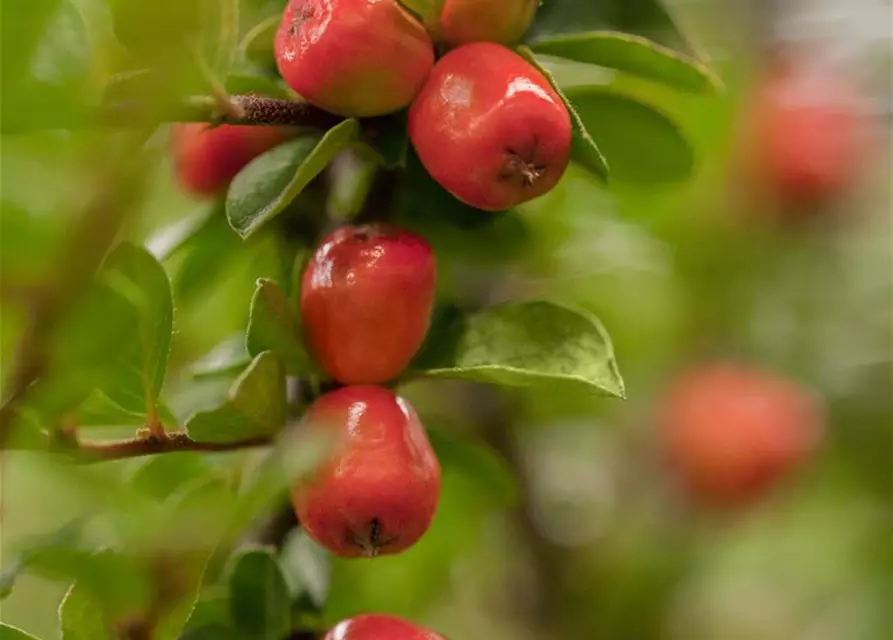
[737,52,867,211]
[300,224,436,385]
[171,123,288,197]
[292,386,441,558]
[408,42,572,211]
[658,363,823,507]
[274,0,434,117]
[439,0,537,47]
[324,614,447,640]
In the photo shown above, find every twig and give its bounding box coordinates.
[103,94,344,130]
[71,430,273,463]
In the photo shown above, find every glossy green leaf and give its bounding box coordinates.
[426,428,517,507]
[411,300,625,398]
[518,46,609,182]
[565,86,694,183]
[526,0,697,54]
[531,31,720,93]
[92,243,174,417]
[191,335,252,379]
[59,583,114,640]
[227,548,291,638]
[226,120,361,238]
[185,351,286,443]
[246,278,314,376]
[0,624,41,640]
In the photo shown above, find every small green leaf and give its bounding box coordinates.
[191,335,252,379]
[564,86,694,183]
[182,587,231,633]
[237,14,279,68]
[0,624,42,639]
[224,61,291,99]
[93,243,174,417]
[58,582,115,640]
[185,352,286,443]
[411,300,625,398]
[426,428,517,507]
[147,205,217,262]
[213,0,241,80]
[530,31,720,93]
[226,119,361,238]
[280,530,330,608]
[246,278,314,375]
[227,548,291,639]
[517,46,609,182]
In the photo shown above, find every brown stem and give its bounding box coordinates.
[103,94,344,130]
[71,430,272,463]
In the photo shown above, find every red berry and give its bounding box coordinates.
[293,386,441,558]
[439,0,537,47]
[658,363,823,507]
[300,224,436,385]
[408,42,572,211]
[275,0,434,117]
[738,53,867,210]
[171,123,289,197]
[324,614,446,640]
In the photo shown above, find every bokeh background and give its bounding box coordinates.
[1,0,891,638]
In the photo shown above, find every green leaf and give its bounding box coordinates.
[191,335,253,379]
[530,31,720,93]
[0,624,41,640]
[129,452,214,501]
[411,300,625,398]
[526,0,698,54]
[246,278,314,376]
[226,120,361,238]
[237,14,279,68]
[0,518,88,599]
[518,46,609,182]
[361,113,410,168]
[564,86,694,183]
[224,61,291,99]
[93,243,174,417]
[227,548,291,639]
[279,531,329,608]
[59,583,115,640]
[185,352,286,443]
[2,0,92,132]
[181,587,231,633]
[212,0,241,80]
[426,428,517,507]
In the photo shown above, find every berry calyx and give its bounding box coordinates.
[171,123,289,197]
[324,614,447,640]
[292,386,441,558]
[408,42,572,211]
[274,0,435,117]
[658,362,823,508]
[300,223,436,385]
[439,0,537,47]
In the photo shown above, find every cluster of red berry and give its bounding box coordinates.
[171,1,563,637]
[173,0,570,212]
